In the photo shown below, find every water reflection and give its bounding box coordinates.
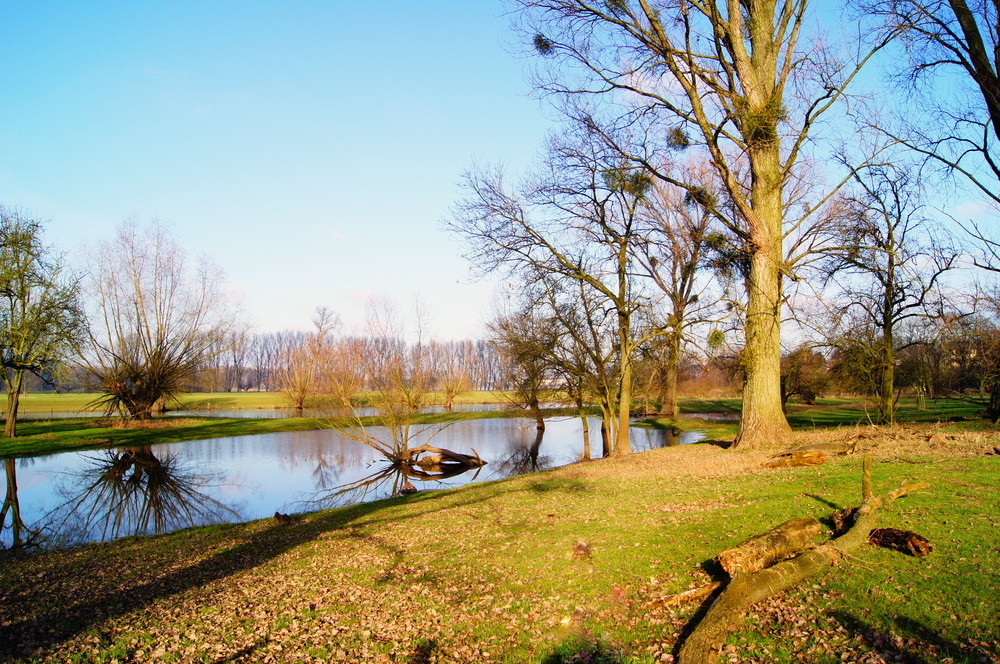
[300,458,484,509]
[3,417,704,548]
[494,428,550,476]
[44,446,244,546]
[1,458,35,548]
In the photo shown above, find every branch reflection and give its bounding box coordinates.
[299,457,483,510]
[493,428,551,477]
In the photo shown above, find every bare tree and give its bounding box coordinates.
[324,298,439,463]
[633,178,719,419]
[319,336,366,410]
[820,164,957,422]
[278,307,340,412]
[515,0,896,447]
[83,220,235,420]
[0,208,83,437]
[453,130,651,455]
[426,340,474,412]
[867,0,999,203]
[489,298,561,432]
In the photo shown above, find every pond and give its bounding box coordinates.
[1,416,702,549]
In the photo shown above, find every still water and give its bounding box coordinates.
[1,416,701,548]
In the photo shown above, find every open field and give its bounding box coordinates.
[10,391,517,414]
[1,423,997,663]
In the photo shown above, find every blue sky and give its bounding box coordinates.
[2,3,990,341]
[0,1,549,337]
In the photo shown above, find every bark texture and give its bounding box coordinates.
[715,517,823,576]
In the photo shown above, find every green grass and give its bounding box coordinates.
[634,396,991,443]
[0,417,329,458]
[2,433,996,663]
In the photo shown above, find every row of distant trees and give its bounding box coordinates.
[2,206,998,440]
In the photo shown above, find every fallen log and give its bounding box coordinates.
[763,450,827,468]
[677,456,930,664]
[715,517,823,576]
[402,444,486,468]
[782,441,859,455]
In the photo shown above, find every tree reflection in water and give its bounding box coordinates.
[47,446,243,544]
[494,428,552,477]
[2,458,37,549]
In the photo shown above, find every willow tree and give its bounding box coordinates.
[518,0,894,447]
[84,220,234,420]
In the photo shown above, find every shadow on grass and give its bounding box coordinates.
[528,477,591,493]
[405,639,437,664]
[829,610,995,664]
[538,635,626,664]
[0,482,526,660]
[804,493,841,510]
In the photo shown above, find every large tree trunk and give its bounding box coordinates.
[4,376,22,438]
[730,2,793,450]
[661,330,681,419]
[735,222,792,448]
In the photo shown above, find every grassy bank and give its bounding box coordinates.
[1,425,997,663]
[638,396,989,442]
